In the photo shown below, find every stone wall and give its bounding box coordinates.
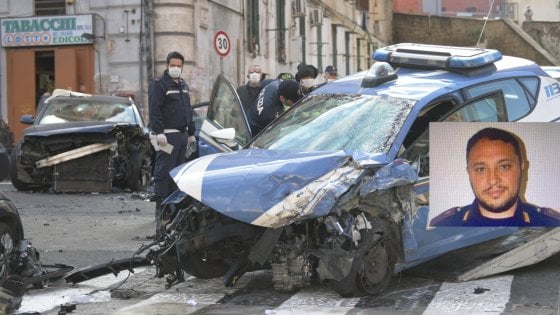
[522,21,560,63]
[393,12,559,66]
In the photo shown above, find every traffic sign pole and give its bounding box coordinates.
[214,31,231,75]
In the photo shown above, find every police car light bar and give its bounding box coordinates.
[361,62,398,88]
[373,43,502,70]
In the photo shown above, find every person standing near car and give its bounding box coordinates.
[237,65,274,113]
[295,64,319,96]
[148,51,196,221]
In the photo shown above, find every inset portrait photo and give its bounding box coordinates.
[429,122,560,227]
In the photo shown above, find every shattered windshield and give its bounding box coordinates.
[38,99,138,124]
[251,94,416,154]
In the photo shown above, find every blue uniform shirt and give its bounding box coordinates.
[430,198,560,227]
[148,70,195,136]
[247,80,283,136]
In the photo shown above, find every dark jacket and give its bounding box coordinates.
[148,70,195,136]
[247,80,283,136]
[237,79,275,113]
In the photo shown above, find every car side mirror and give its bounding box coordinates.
[210,128,239,149]
[210,128,235,141]
[20,115,34,125]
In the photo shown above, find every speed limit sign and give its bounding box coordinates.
[214,31,231,57]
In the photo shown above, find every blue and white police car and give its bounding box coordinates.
[160,43,560,296]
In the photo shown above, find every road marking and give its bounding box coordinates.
[423,275,513,315]
[265,286,360,314]
[16,270,517,314]
[17,269,145,313]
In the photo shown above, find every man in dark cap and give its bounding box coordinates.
[295,64,318,95]
[247,79,303,136]
[317,65,338,88]
[324,65,338,82]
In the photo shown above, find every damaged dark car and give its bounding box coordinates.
[10,89,153,193]
[0,118,14,182]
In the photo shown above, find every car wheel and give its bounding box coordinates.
[126,153,149,192]
[332,231,395,297]
[9,148,32,191]
[180,250,229,279]
[0,222,17,286]
[0,149,9,182]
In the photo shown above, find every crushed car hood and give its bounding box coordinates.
[171,149,388,228]
[23,122,133,137]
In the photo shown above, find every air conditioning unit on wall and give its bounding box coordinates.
[310,9,322,26]
[292,0,306,17]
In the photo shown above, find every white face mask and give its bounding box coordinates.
[301,78,315,89]
[248,72,261,84]
[168,66,182,79]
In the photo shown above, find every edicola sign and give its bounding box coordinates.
[0,14,94,47]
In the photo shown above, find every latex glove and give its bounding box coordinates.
[187,135,196,146]
[156,134,168,146]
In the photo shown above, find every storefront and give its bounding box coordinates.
[1,14,95,141]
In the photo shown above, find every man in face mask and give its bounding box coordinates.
[295,64,318,95]
[237,65,273,113]
[148,51,196,228]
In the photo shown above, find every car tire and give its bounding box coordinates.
[180,250,229,279]
[332,223,396,297]
[126,152,149,192]
[0,222,18,287]
[9,148,32,191]
[0,149,9,182]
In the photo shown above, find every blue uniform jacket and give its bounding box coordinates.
[148,70,195,136]
[430,198,560,227]
[247,80,283,136]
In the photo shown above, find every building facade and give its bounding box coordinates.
[394,0,560,23]
[0,0,390,141]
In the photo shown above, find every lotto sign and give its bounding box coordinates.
[214,31,231,57]
[1,15,94,47]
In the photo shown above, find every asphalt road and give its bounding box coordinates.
[1,181,559,315]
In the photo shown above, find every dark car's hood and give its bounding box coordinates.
[171,149,383,228]
[23,122,134,137]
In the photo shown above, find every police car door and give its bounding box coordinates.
[198,74,252,156]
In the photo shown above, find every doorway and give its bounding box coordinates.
[35,50,55,110]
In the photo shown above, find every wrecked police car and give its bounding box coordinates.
[10,89,153,192]
[141,44,560,297]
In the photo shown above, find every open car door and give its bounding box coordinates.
[196,74,252,157]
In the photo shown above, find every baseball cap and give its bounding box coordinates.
[278,79,303,103]
[325,65,337,73]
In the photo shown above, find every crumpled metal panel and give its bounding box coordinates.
[360,158,418,196]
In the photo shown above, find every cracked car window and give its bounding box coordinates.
[39,99,137,124]
[252,94,416,154]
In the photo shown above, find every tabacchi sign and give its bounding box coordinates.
[1,14,94,47]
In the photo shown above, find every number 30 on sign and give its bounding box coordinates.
[214,31,231,57]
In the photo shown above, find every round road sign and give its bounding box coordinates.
[214,31,231,57]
